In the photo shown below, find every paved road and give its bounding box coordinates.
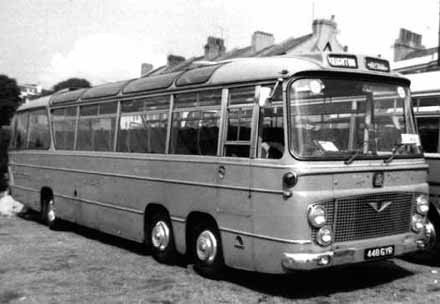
[1,213,440,304]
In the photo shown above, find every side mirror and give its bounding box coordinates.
[256,86,272,107]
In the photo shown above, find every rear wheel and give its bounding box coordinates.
[40,201,48,223]
[192,222,224,279]
[150,212,177,264]
[43,199,59,230]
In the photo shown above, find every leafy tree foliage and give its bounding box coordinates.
[0,75,19,191]
[0,75,21,127]
[52,78,91,92]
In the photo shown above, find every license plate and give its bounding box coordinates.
[364,245,394,260]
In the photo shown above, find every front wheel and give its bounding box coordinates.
[425,217,440,255]
[150,213,177,264]
[192,222,224,279]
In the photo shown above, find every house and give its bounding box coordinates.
[19,83,42,103]
[142,16,347,76]
[392,28,440,74]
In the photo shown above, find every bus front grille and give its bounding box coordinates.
[316,192,414,243]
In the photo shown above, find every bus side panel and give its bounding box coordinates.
[10,152,222,249]
[251,165,334,273]
[215,163,255,271]
[53,195,77,223]
[9,153,47,212]
[426,157,440,212]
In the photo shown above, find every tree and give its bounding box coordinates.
[0,75,21,127]
[52,78,91,92]
[0,75,19,192]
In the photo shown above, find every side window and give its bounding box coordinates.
[259,85,284,159]
[117,96,170,153]
[8,116,17,150]
[77,102,117,151]
[224,86,255,157]
[52,107,77,150]
[170,90,221,156]
[27,109,50,150]
[13,112,29,150]
[417,117,439,153]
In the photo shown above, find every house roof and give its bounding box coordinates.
[216,46,253,60]
[255,34,313,57]
[402,47,437,60]
[159,33,314,74]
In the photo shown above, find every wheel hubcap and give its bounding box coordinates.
[152,221,170,251]
[425,220,437,250]
[196,230,217,263]
[47,200,56,223]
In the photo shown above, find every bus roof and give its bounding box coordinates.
[406,70,440,94]
[17,95,51,111]
[18,53,405,110]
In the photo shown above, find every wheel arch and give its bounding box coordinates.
[185,211,220,257]
[40,186,54,211]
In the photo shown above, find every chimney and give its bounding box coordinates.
[312,15,337,37]
[167,54,186,68]
[251,31,275,53]
[141,63,153,76]
[204,36,226,61]
[393,28,425,61]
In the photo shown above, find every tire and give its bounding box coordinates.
[149,212,177,264]
[43,198,59,230]
[425,210,440,256]
[40,201,48,224]
[192,221,224,279]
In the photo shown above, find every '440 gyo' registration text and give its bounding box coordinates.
[364,245,395,260]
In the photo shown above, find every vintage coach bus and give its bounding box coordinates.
[408,70,440,253]
[8,54,430,277]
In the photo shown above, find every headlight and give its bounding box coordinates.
[317,226,333,246]
[412,214,425,233]
[308,205,326,228]
[416,194,429,216]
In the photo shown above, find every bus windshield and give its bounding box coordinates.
[289,77,421,160]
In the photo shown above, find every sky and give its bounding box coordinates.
[0,0,438,89]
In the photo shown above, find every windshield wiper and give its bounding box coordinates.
[344,150,362,165]
[383,143,405,164]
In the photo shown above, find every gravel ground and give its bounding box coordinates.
[1,206,440,303]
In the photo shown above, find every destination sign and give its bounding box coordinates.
[365,57,390,72]
[327,54,358,69]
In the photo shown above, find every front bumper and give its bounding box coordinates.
[281,232,426,271]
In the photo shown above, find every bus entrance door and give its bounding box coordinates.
[216,161,255,271]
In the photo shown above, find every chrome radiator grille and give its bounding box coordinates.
[315,192,414,243]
